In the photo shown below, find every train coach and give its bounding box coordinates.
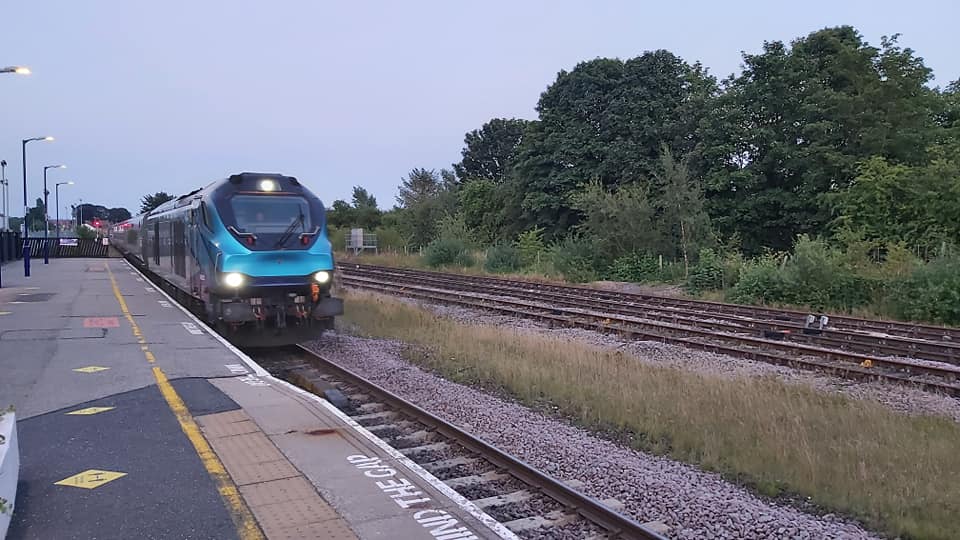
[110,172,343,347]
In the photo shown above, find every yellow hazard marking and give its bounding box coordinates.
[861,359,874,368]
[55,469,126,489]
[73,366,110,373]
[66,406,115,416]
[104,263,264,540]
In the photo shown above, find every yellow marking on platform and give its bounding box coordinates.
[73,366,110,373]
[54,469,126,489]
[67,406,115,416]
[104,263,265,540]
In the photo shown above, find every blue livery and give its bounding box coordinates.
[110,172,343,346]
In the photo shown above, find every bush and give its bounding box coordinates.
[515,227,546,268]
[424,237,474,268]
[549,236,599,283]
[374,226,405,251]
[609,252,660,282]
[327,227,346,251]
[687,248,724,292]
[729,254,789,305]
[893,256,960,324]
[484,244,522,273]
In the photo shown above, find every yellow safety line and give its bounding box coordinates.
[105,262,264,540]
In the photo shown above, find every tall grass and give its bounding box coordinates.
[341,291,960,540]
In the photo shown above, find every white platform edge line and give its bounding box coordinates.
[122,260,270,377]
[120,259,518,540]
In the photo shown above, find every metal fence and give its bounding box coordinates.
[0,232,109,261]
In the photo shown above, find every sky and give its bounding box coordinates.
[1,1,958,219]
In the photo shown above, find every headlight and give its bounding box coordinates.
[314,271,331,284]
[224,272,244,288]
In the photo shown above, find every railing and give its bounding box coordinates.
[0,232,110,260]
[24,237,110,258]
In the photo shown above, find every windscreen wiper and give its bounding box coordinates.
[274,211,304,248]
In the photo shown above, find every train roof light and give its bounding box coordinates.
[258,179,278,192]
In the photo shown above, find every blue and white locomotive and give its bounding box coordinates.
[110,172,343,347]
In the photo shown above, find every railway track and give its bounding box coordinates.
[337,264,960,396]
[341,263,960,343]
[254,345,669,540]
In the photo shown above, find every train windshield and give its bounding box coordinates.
[229,195,313,234]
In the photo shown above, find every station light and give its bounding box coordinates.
[314,271,331,284]
[258,179,278,192]
[224,273,244,288]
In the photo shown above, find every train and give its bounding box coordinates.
[110,172,343,347]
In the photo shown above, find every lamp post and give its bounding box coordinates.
[1,66,30,75]
[55,181,74,240]
[21,136,54,277]
[42,164,66,264]
[1,160,7,231]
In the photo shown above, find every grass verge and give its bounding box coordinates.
[340,290,960,540]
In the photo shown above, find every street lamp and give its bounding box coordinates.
[1,66,31,75]
[42,164,66,264]
[55,181,74,240]
[0,160,7,231]
[21,136,54,277]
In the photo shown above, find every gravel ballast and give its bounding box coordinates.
[307,333,880,539]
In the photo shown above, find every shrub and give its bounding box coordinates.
[424,237,474,268]
[515,227,546,268]
[892,256,960,324]
[548,236,599,283]
[609,252,660,282]
[484,244,522,273]
[687,248,724,292]
[729,254,788,305]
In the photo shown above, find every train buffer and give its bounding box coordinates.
[0,258,510,540]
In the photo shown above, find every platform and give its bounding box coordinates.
[0,258,510,540]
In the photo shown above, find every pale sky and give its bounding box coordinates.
[2,1,957,217]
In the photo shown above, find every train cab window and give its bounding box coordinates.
[229,195,312,234]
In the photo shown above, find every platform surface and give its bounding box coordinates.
[0,258,508,540]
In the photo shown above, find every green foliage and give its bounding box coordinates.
[76,226,97,240]
[703,28,942,254]
[512,51,716,236]
[514,227,546,268]
[373,227,404,252]
[609,252,660,282]
[140,192,174,214]
[396,168,457,248]
[729,236,879,311]
[687,248,724,292]
[548,236,599,283]
[892,256,960,324]
[326,226,346,251]
[483,244,522,273]
[424,237,474,268]
[458,179,504,246]
[453,118,529,183]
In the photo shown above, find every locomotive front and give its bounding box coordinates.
[205,173,342,345]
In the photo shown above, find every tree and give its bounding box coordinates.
[512,51,717,238]
[107,207,132,223]
[453,118,529,183]
[350,186,381,230]
[25,198,45,231]
[140,192,175,214]
[326,200,354,229]
[652,147,712,274]
[396,168,454,247]
[701,27,941,253]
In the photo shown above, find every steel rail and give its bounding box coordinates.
[272,345,670,540]
[342,265,960,364]
[339,262,960,342]
[340,276,960,396]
